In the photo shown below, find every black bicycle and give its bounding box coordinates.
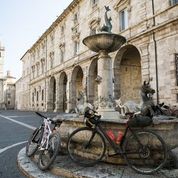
[67,109,167,175]
[26,112,63,170]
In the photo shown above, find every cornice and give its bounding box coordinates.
[126,16,178,42]
[29,0,82,52]
[113,0,130,10]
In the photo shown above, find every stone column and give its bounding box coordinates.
[82,66,88,102]
[97,51,120,120]
[54,75,60,112]
[46,78,53,111]
[139,44,150,81]
[65,72,72,113]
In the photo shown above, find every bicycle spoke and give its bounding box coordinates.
[123,130,167,174]
[38,133,61,170]
[67,127,106,166]
[26,128,41,157]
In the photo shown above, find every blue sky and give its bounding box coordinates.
[0,0,71,79]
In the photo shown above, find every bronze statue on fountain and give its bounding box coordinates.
[126,81,178,121]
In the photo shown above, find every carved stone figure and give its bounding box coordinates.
[115,99,139,116]
[100,6,112,33]
[140,81,155,117]
[75,90,93,115]
[115,81,155,117]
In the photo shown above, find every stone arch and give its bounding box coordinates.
[114,45,142,103]
[59,72,67,112]
[88,58,98,104]
[48,76,56,111]
[71,65,84,110]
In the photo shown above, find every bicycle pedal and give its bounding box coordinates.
[39,147,45,151]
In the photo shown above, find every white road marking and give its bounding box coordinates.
[7,115,35,118]
[0,141,27,154]
[0,114,36,130]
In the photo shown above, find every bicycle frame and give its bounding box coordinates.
[31,126,44,144]
[31,117,53,150]
[40,118,52,150]
[68,111,167,174]
[95,122,144,157]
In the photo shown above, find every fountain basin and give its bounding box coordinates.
[83,33,126,53]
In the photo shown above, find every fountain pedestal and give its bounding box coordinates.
[83,33,126,120]
[97,51,120,120]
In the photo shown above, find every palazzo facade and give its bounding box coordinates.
[0,42,5,109]
[0,42,16,109]
[16,0,178,112]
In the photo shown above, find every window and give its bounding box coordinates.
[50,33,54,46]
[42,89,44,101]
[41,43,45,53]
[7,93,11,99]
[49,52,54,69]
[74,13,78,24]
[119,8,128,31]
[61,26,64,36]
[32,93,34,102]
[50,59,53,69]
[41,59,45,74]
[170,0,178,6]
[32,66,35,79]
[37,48,40,57]
[60,49,64,63]
[36,63,40,76]
[175,54,178,85]
[74,41,79,55]
[42,62,44,73]
[36,91,39,102]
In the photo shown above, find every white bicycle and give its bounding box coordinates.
[26,112,63,170]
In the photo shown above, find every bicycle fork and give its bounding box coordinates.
[84,130,96,149]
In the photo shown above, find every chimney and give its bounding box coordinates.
[7,70,11,77]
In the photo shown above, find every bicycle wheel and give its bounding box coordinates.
[26,128,42,157]
[123,129,167,174]
[67,127,106,166]
[38,132,61,170]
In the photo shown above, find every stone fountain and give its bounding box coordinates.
[57,8,178,165]
[83,6,126,120]
[56,8,178,166]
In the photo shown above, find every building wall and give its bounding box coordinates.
[4,71,16,109]
[17,0,178,111]
[16,52,31,110]
[0,42,16,110]
[0,42,5,109]
[0,79,4,109]
[15,77,22,110]
[0,42,5,78]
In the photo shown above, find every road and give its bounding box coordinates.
[0,110,59,178]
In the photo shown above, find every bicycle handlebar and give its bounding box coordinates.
[35,112,47,119]
[35,112,62,125]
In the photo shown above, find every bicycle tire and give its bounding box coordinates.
[123,129,167,174]
[38,132,61,171]
[67,127,106,166]
[26,128,42,157]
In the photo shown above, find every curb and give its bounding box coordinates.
[18,147,178,178]
[17,147,59,178]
